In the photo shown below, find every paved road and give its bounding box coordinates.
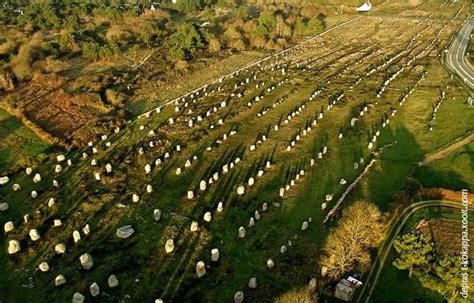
[356,199,473,303]
[447,18,474,89]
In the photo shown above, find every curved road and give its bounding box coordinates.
[356,199,473,303]
[446,18,474,89]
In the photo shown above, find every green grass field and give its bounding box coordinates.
[0,109,50,172]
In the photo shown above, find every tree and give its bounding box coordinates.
[256,11,276,38]
[274,287,313,303]
[418,255,463,303]
[392,232,434,277]
[166,23,206,60]
[320,201,384,280]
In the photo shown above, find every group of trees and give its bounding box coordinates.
[320,201,385,280]
[393,232,470,302]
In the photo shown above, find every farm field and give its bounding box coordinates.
[0,1,473,303]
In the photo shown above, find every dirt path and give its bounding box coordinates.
[421,132,474,165]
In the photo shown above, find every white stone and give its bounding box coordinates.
[106,163,112,173]
[132,194,140,203]
[165,239,174,253]
[262,203,268,212]
[237,186,245,195]
[29,229,41,241]
[12,183,21,191]
[90,282,100,297]
[33,173,41,183]
[146,184,153,193]
[249,217,255,227]
[248,277,257,289]
[26,167,33,175]
[55,275,66,286]
[187,191,194,199]
[280,245,287,254]
[199,180,207,191]
[196,261,206,278]
[116,225,134,238]
[82,224,90,235]
[190,221,199,232]
[57,155,65,162]
[39,262,49,272]
[176,167,182,175]
[108,275,119,288]
[8,240,20,254]
[234,291,244,303]
[0,176,9,185]
[267,258,274,269]
[79,253,94,270]
[55,243,66,254]
[4,221,14,233]
[73,230,81,243]
[72,292,85,303]
[55,165,62,173]
[145,164,151,174]
[217,202,224,212]
[203,212,212,222]
[238,226,246,238]
[248,177,255,186]
[301,221,308,231]
[0,202,8,211]
[211,248,220,262]
[154,209,161,221]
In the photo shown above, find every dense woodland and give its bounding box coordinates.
[0,0,331,89]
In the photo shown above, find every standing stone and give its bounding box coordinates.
[188,190,194,200]
[8,240,20,254]
[309,277,317,289]
[248,277,257,289]
[238,226,246,238]
[55,275,66,286]
[55,243,66,254]
[29,229,41,241]
[39,262,49,272]
[31,191,38,199]
[12,183,21,191]
[165,239,174,254]
[33,173,41,183]
[248,177,255,186]
[267,259,274,269]
[82,224,90,236]
[4,221,14,233]
[79,253,94,270]
[217,202,223,212]
[190,221,199,232]
[116,226,134,238]
[0,202,8,211]
[195,261,206,278]
[211,248,220,262]
[248,217,255,227]
[72,292,85,303]
[153,209,161,221]
[144,164,151,174]
[90,282,100,297]
[146,184,153,193]
[234,291,244,303]
[108,275,119,288]
[262,203,268,212]
[26,167,33,175]
[0,176,9,185]
[132,194,140,203]
[105,163,112,173]
[203,212,212,222]
[199,180,207,191]
[301,221,309,231]
[237,186,245,195]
